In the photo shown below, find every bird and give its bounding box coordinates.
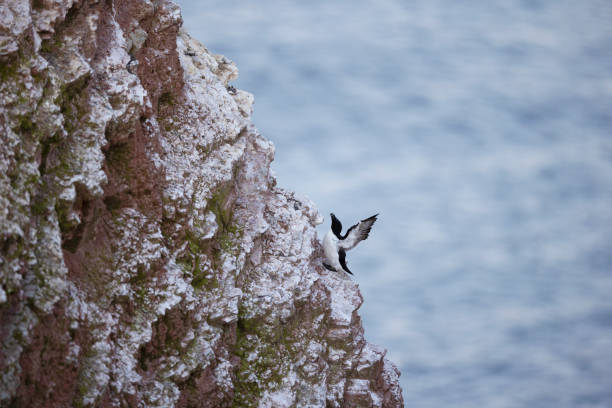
[322,212,378,275]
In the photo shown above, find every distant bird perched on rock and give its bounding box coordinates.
[322,213,378,275]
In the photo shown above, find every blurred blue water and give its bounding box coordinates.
[176,1,612,406]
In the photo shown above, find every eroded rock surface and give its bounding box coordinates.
[0,0,403,406]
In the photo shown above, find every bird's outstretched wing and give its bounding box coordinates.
[338,213,378,251]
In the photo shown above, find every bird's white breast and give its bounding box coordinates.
[323,230,340,269]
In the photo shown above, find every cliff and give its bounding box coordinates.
[0,0,403,406]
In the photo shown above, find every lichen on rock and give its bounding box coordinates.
[0,0,403,406]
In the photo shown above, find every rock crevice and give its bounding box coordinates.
[0,0,403,406]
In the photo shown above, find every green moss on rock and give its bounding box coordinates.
[232,305,293,407]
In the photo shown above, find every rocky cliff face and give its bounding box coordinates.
[0,1,403,406]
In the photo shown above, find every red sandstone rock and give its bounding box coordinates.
[0,1,403,406]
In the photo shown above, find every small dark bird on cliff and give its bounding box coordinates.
[322,213,378,275]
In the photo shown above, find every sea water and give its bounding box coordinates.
[177,1,612,406]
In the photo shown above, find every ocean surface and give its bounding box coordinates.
[176,1,612,406]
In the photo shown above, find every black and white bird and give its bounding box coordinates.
[322,213,378,275]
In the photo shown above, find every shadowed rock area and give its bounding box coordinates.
[0,0,403,406]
